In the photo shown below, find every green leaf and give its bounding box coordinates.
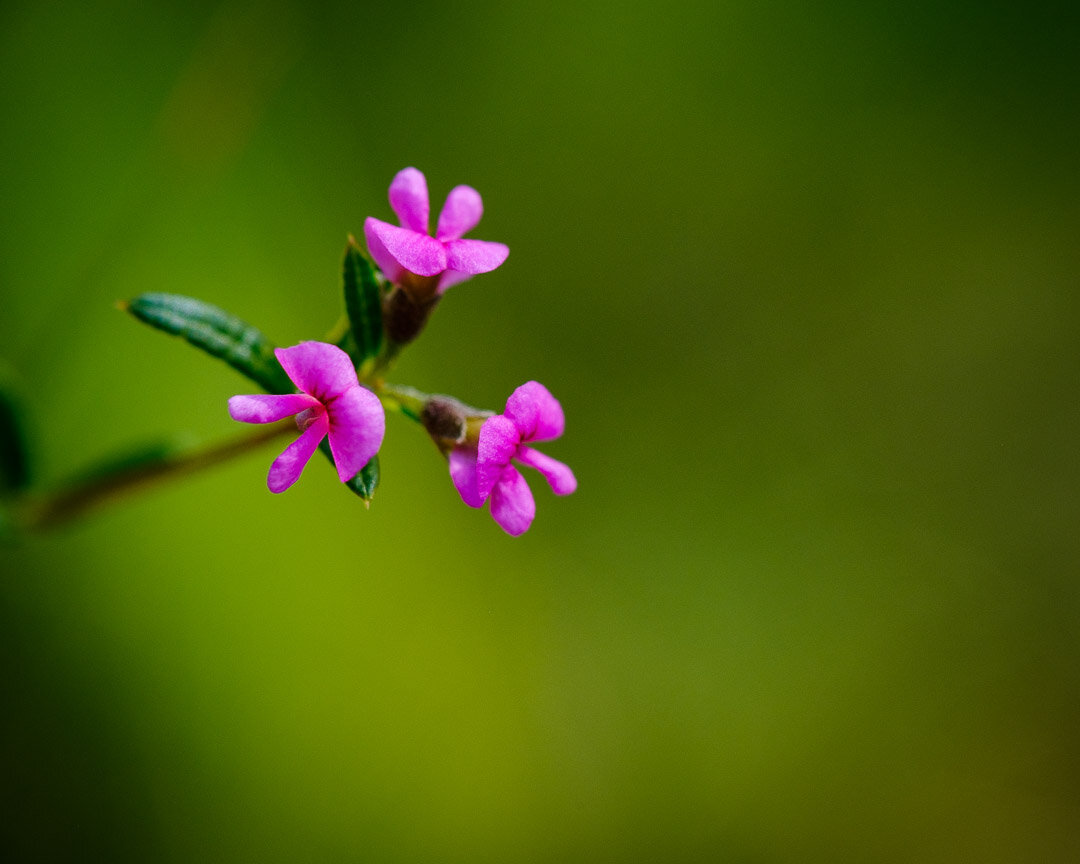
[0,372,31,494]
[62,441,177,488]
[26,441,180,530]
[318,437,380,504]
[347,454,380,503]
[124,293,293,394]
[341,236,384,369]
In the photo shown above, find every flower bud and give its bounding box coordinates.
[383,283,441,346]
[420,395,491,453]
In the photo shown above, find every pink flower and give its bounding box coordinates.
[364,167,509,294]
[228,342,385,493]
[450,381,576,535]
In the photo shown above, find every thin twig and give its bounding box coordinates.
[19,422,295,530]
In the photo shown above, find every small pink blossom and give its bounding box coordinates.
[364,167,509,294]
[450,381,576,535]
[228,342,385,493]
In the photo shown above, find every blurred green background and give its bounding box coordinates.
[2,0,1078,861]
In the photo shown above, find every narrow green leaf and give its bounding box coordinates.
[348,454,380,502]
[318,437,380,504]
[62,441,177,488]
[342,236,384,369]
[0,374,31,494]
[25,441,180,529]
[125,293,293,394]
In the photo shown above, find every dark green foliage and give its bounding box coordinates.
[125,293,293,394]
[341,237,385,368]
[0,379,30,494]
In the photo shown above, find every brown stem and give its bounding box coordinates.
[19,421,295,530]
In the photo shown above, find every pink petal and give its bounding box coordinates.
[266,413,328,493]
[515,446,577,495]
[364,219,447,278]
[476,415,521,501]
[503,381,565,442]
[436,185,483,241]
[364,218,405,284]
[435,268,476,293]
[228,393,319,424]
[274,342,359,402]
[325,385,385,482]
[443,238,509,276]
[489,465,535,536]
[449,447,485,508]
[388,167,430,234]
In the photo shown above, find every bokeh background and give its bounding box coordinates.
[2,0,1078,861]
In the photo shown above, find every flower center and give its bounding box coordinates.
[295,407,321,432]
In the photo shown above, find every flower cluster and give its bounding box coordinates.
[450,382,577,536]
[228,167,575,535]
[228,342,384,493]
[364,166,509,296]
